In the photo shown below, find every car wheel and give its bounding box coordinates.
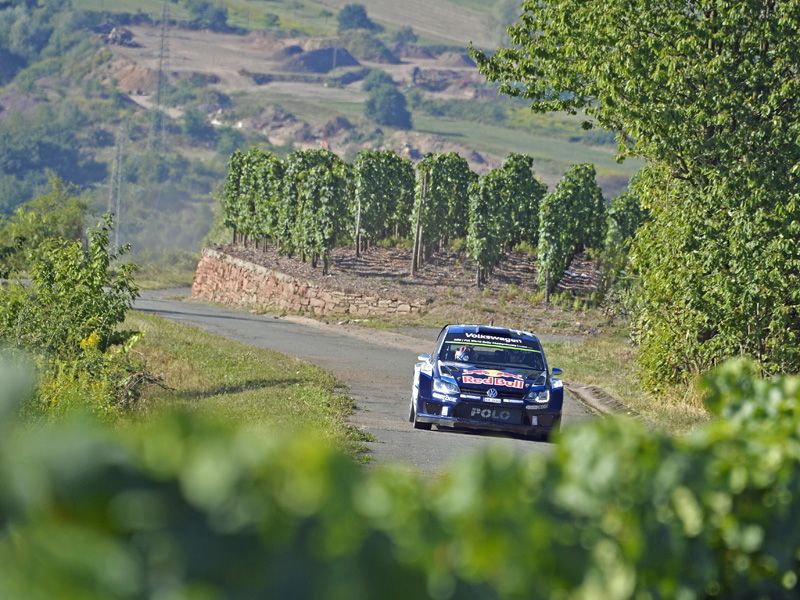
[539,419,561,443]
[411,396,432,430]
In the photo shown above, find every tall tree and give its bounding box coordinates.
[474,0,800,384]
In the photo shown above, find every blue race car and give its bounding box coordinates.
[409,324,563,440]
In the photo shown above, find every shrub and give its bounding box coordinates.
[0,176,87,277]
[0,216,138,359]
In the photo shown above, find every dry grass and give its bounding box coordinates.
[543,336,710,434]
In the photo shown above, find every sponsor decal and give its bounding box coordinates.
[463,369,523,380]
[470,407,512,421]
[462,375,525,389]
[464,332,523,345]
[486,388,498,398]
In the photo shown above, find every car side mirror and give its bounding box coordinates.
[418,353,432,363]
[551,367,562,378]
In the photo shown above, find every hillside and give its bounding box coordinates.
[0,0,639,257]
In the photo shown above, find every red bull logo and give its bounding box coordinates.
[463,369,523,379]
[462,369,524,389]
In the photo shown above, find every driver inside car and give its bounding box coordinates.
[454,345,473,362]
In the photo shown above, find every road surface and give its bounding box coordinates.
[136,289,594,471]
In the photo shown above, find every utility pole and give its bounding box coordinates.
[149,1,170,154]
[108,128,125,248]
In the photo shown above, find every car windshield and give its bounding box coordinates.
[439,333,545,374]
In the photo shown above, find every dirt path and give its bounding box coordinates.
[136,289,594,471]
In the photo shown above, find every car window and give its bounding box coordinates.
[440,333,545,373]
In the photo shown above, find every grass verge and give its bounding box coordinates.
[125,312,372,458]
[543,335,709,433]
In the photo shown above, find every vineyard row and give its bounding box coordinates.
[222,148,629,291]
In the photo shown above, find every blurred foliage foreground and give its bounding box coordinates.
[1,359,800,600]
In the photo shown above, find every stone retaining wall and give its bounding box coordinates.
[192,248,428,317]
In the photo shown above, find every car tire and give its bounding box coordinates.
[410,396,432,430]
[539,419,561,443]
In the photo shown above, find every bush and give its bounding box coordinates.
[0,176,87,277]
[0,216,138,359]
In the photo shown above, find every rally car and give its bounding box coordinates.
[408,324,563,440]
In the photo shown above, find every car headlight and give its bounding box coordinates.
[433,377,460,395]
[526,389,549,404]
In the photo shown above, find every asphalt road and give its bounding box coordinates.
[136,290,593,471]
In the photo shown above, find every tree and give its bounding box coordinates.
[337,4,381,32]
[184,0,228,30]
[181,108,214,143]
[365,85,412,129]
[393,26,418,47]
[474,0,800,384]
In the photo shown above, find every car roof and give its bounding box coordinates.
[441,324,541,346]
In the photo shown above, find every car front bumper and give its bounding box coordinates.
[416,403,561,436]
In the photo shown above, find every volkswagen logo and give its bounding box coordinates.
[486,388,498,398]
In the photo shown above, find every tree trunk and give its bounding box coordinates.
[476,266,482,287]
[232,228,237,245]
[322,250,330,275]
[312,253,318,268]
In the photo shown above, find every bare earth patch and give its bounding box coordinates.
[216,243,609,338]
